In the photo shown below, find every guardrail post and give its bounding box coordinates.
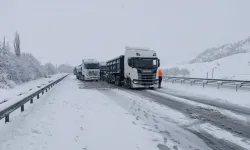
[236,85,238,92]
[5,115,9,123]
[42,90,44,95]
[37,94,39,99]
[30,98,33,104]
[21,105,24,112]
[203,82,205,88]
[46,88,48,92]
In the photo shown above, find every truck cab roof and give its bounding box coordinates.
[82,59,99,64]
[125,47,157,58]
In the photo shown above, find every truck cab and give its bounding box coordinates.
[124,46,160,88]
[82,59,100,81]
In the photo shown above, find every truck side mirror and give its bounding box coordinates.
[158,59,160,67]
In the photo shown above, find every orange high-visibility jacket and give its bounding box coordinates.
[158,69,163,77]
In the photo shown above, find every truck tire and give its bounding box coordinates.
[111,75,116,84]
[107,76,111,83]
[128,79,133,89]
[126,78,132,89]
[115,76,121,86]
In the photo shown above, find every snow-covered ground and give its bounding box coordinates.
[1,75,250,150]
[165,53,250,80]
[160,81,250,110]
[0,75,194,150]
[0,73,66,105]
[99,89,210,150]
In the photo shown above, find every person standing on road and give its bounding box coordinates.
[158,69,163,88]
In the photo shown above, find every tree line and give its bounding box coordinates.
[0,32,73,88]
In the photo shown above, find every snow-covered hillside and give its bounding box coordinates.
[166,53,250,80]
[190,36,250,63]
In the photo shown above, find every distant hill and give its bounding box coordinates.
[167,53,250,80]
[189,36,250,64]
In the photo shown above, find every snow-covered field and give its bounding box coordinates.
[0,73,66,104]
[165,53,250,80]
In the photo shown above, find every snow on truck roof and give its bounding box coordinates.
[99,62,106,66]
[82,59,99,64]
[125,46,153,51]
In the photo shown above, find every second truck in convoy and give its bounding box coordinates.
[104,46,160,89]
[76,59,100,81]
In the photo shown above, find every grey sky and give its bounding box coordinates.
[1,0,250,66]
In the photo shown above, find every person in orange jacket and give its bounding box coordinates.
[158,69,163,88]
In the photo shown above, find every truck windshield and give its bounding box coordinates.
[132,58,157,69]
[84,63,100,69]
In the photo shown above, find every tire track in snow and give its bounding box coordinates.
[156,88,250,115]
[127,90,250,150]
[97,88,211,150]
[76,80,250,150]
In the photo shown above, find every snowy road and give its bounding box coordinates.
[1,75,250,150]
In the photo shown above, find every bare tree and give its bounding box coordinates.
[13,32,21,57]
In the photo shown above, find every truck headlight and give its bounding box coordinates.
[133,80,138,84]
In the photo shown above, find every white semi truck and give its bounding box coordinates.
[105,46,160,89]
[76,59,100,81]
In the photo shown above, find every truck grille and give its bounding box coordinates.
[88,71,99,76]
[138,74,155,80]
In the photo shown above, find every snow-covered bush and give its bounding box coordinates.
[0,38,57,88]
[44,63,57,75]
[0,73,16,88]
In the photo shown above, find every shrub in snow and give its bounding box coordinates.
[0,73,16,88]
[44,63,57,75]
[0,39,57,88]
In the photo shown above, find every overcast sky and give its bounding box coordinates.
[1,0,250,66]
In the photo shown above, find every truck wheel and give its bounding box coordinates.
[107,76,111,83]
[126,78,132,89]
[115,76,121,86]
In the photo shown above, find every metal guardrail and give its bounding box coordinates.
[164,76,250,91]
[0,74,68,123]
